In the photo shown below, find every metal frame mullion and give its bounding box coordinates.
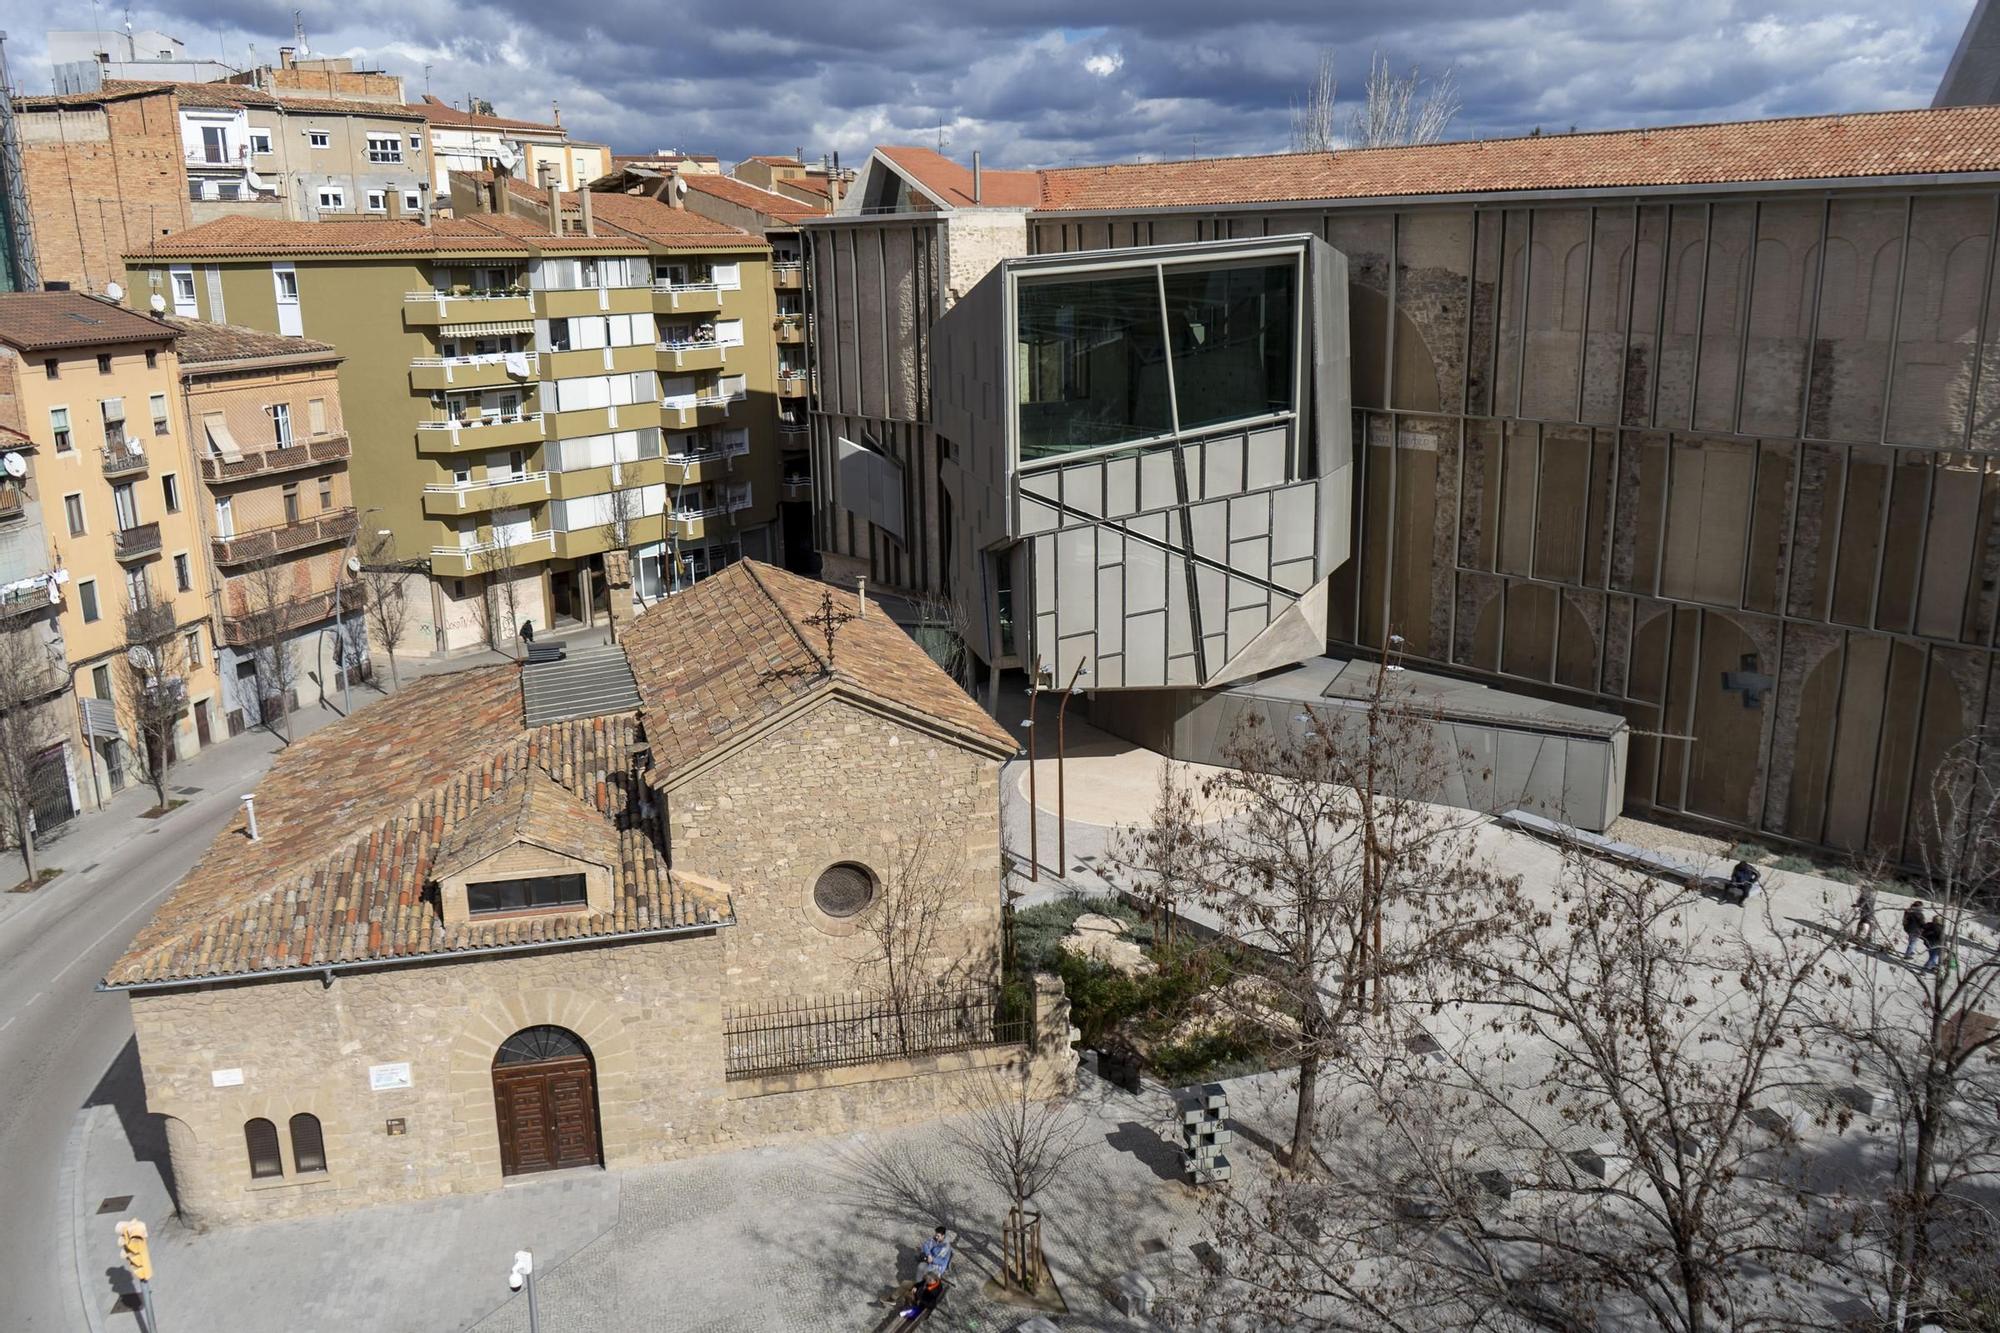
[1647,204,1673,428]
[1895,640,1935,861]
[1686,201,1714,430]
[1736,438,1762,611]
[1958,193,2000,454]
[1796,198,1833,440]
[1677,608,1705,811]
[1877,194,1916,448]
[1814,629,1852,847]
[1575,205,1596,421]
[1732,200,1762,436]
[1515,209,1534,419]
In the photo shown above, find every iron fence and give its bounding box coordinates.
[722,985,1031,1080]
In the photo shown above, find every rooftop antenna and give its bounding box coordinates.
[424,63,432,95]
[293,9,307,57]
[936,124,947,153]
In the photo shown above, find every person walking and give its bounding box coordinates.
[1903,901,1928,960]
[1853,884,1878,949]
[1920,915,1946,974]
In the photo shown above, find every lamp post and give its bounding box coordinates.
[1017,668,1043,883]
[508,1249,540,1333]
[336,506,384,713]
[1054,659,1088,875]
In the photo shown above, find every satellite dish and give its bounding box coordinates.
[344,555,361,575]
[127,438,145,456]
[126,645,156,671]
[149,293,167,314]
[106,281,124,302]
[673,175,688,199]
[2,452,24,478]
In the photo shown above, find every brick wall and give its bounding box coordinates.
[18,91,193,292]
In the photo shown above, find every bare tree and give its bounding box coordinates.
[598,466,643,644]
[0,624,66,881]
[1817,733,2000,1330]
[121,579,189,811]
[1194,852,1846,1333]
[856,833,980,1053]
[235,555,299,741]
[1112,760,1205,955]
[1162,658,1520,1166]
[947,1060,1088,1293]
[471,538,526,657]
[358,530,414,692]
[1291,47,1462,152]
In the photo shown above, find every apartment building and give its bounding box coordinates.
[407,96,606,194]
[595,166,819,570]
[123,200,785,651]
[47,27,232,92]
[0,419,84,835]
[11,79,434,291]
[170,320,364,734]
[0,293,220,805]
[733,155,852,210]
[807,116,2000,860]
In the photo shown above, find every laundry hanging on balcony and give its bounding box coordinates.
[504,352,532,378]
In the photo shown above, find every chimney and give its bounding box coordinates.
[666,168,684,209]
[242,794,260,841]
[579,186,595,237]
[972,150,982,204]
[547,178,562,235]
[831,152,844,209]
[278,46,296,69]
[857,577,867,617]
[551,99,561,127]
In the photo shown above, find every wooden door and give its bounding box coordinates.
[493,1057,599,1176]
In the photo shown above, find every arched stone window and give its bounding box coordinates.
[289,1113,326,1174]
[244,1117,282,1179]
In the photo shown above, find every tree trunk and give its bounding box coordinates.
[1290,1047,1321,1169]
[1900,1088,1942,1327]
[16,817,36,881]
[385,646,400,693]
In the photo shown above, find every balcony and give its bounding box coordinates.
[218,584,363,647]
[537,286,656,320]
[404,289,533,327]
[101,440,149,477]
[543,403,660,440]
[772,262,804,291]
[0,575,59,622]
[211,508,357,567]
[663,435,750,484]
[422,471,553,516]
[541,344,657,380]
[778,419,810,439]
[414,413,546,454]
[201,436,351,485]
[777,371,810,400]
[429,530,555,578]
[0,483,21,521]
[113,521,162,562]
[409,353,538,393]
[660,393,740,430]
[782,477,812,501]
[657,338,726,373]
[774,316,806,345]
[547,461,665,499]
[654,282,723,314]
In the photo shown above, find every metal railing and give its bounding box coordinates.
[423,471,550,503]
[410,352,538,369]
[430,530,555,560]
[101,441,149,476]
[415,412,543,432]
[657,337,721,351]
[653,280,721,293]
[211,508,357,567]
[721,986,1028,1081]
[404,289,529,302]
[201,436,350,484]
[113,521,162,561]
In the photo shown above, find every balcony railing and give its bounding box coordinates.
[211,508,357,567]
[0,484,21,520]
[429,530,556,562]
[218,584,364,647]
[101,441,149,477]
[200,436,351,484]
[652,280,720,294]
[404,289,529,302]
[666,435,751,466]
[416,411,543,433]
[694,388,747,408]
[422,471,552,508]
[410,352,539,371]
[0,575,59,621]
[113,521,162,562]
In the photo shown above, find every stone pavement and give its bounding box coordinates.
[76,1062,1294,1332]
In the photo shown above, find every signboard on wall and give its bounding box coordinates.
[368,1062,412,1092]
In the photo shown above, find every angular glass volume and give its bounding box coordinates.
[1162,260,1295,431]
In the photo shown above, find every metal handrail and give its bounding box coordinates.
[422,470,550,493]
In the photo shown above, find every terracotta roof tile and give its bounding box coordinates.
[1035,106,2000,212]
[621,560,1016,785]
[96,79,423,119]
[105,666,732,988]
[126,213,643,259]
[678,173,821,224]
[0,291,179,351]
[878,144,1041,208]
[407,93,562,134]
[585,192,771,250]
[165,317,337,364]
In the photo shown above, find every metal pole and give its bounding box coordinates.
[525,1269,540,1333]
[1024,681,1039,883]
[1055,659,1087,875]
[141,1278,158,1332]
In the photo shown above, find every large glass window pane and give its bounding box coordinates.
[1162,259,1296,432]
[1016,273,1174,459]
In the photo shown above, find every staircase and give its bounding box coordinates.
[521,640,643,727]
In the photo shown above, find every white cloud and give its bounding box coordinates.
[1084,51,1124,77]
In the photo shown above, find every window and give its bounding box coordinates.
[91,663,110,698]
[244,1118,283,1179]
[813,862,878,918]
[174,552,192,592]
[365,190,386,213]
[466,873,588,917]
[307,398,327,435]
[275,268,298,302]
[270,402,293,445]
[282,483,301,525]
[200,124,229,164]
[315,185,345,211]
[712,262,741,290]
[307,130,330,149]
[145,350,158,369]
[97,354,111,375]
[214,495,233,538]
[365,133,402,164]
[50,407,71,452]
[185,628,202,666]
[161,473,181,513]
[402,190,423,214]
[113,481,139,530]
[125,568,150,608]
[43,358,57,379]
[547,319,572,352]
[151,393,170,436]
[317,474,333,509]
[289,1114,326,1174]
[249,128,273,155]
[170,266,198,316]
[408,133,422,152]
[101,397,126,449]
[63,493,85,536]
[78,579,99,624]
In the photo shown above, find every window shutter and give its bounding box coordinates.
[289,1113,327,1174]
[244,1118,283,1178]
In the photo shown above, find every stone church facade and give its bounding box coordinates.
[106,562,1061,1227]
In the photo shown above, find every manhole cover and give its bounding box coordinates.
[96,1196,133,1214]
[175,786,202,796]
[1138,1237,1168,1255]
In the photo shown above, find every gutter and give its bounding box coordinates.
[98,914,733,995]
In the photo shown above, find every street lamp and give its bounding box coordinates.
[1054,659,1088,874]
[508,1249,540,1332]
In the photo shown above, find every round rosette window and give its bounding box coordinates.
[813,862,878,918]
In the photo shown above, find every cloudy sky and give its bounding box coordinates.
[7,0,1977,168]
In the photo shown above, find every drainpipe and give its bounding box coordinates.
[972,151,981,205]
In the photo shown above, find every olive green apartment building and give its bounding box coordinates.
[121,197,784,651]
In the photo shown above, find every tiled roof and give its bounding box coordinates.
[0,291,178,351]
[127,214,643,259]
[621,560,1016,785]
[98,79,424,119]
[585,192,771,250]
[166,318,337,365]
[877,144,1042,209]
[407,93,563,135]
[679,173,821,224]
[745,155,805,166]
[106,666,732,989]
[1035,106,2000,212]
[776,176,832,199]
[452,168,554,205]
[431,764,623,881]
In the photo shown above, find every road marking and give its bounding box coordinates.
[0,1016,13,1032]
[26,991,42,1005]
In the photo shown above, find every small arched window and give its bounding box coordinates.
[244,1118,283,1179]
[289,1113,327,1174]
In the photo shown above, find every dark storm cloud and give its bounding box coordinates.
[10,0,1974,168]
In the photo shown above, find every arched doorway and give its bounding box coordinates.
[492,1025,601,1177]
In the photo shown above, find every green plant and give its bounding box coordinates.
[1770,854,1816,874]
[1010,897,1147,978]
[1729,841,1769,863]
[1147,1026,1271,1084]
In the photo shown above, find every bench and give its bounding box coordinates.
[1498,809,1762,902]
